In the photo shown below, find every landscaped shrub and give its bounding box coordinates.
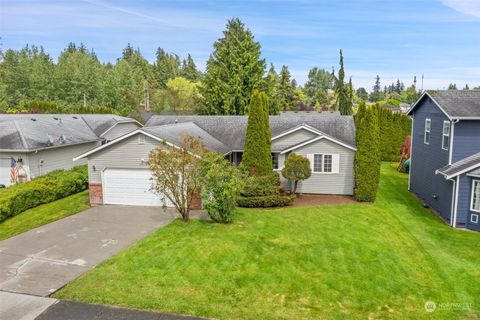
[199,151,243,223]
[0,165,88,223]
[237,194,296,208]
[281,153,312,193]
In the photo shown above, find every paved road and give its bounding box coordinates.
[0,205,177,296]
[36,300,205,320]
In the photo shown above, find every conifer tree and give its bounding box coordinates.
[201,18,265,115]
[335,49,353,115]
[277,65,295,111]
[260,63,281,115]
[354,106,381,201]
[242,91,272,176]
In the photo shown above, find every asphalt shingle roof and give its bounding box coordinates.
[145,112,356,150]
[437,152,480,178]
[410,90,480,118]
[142,122,231,154]
[0,114,137,151]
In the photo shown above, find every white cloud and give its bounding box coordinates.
[440,0,480,18]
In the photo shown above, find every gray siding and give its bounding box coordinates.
[285,139,355,195]
[102,122,141,141]
[452,121,480,162]
[409,97,453,222]
[272,129,316,149]
[88,133,162,183]
[29,142,99,179]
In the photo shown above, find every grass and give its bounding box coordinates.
[0,190,90,240]
[54,164,480,319]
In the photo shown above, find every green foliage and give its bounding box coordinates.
[0,166,88,223]
[354,106,381,202]
[201,18,265,115]
[199,152,243,223]
[151,77,202,114]
[304,67,333,106]
[334,50,353,115]
[281,153,312,194]
[242,91,272,176]
[356,87,369,101]
[259,63,282,115]
[236,194,296,207]
[369,75,384,102]
[386,98,400,108]
[277,65,296,111]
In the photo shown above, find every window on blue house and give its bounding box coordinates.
[471,180,480,213]
[424,118,431,144]
[442,121,450,150]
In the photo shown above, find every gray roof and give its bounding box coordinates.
[0,114,137,151]
[142,122,230,154]
[408,90,480,118]
[145,112,356,150]
[437,152,480,178]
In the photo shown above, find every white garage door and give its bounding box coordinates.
[103,168,173,207]
[0,159,11,187]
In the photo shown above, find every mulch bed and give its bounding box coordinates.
[291,194,357,207]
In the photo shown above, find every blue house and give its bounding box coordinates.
[407,90,480,231]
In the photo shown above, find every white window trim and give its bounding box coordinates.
[442,120,450,151]
[312,153,335,174]
[471,180,480,213]
[471,214,479,224]
[424,118,431,145]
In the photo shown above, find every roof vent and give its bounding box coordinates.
[47,135,54,146]
[31,118,37,122]
[72,116,78,119]
[175,119,178,124]
[53,117,59,120]
[59,135,66,144]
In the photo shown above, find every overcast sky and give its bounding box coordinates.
[1,0,479,91]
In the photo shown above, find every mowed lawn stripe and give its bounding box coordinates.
[54,165,480,319]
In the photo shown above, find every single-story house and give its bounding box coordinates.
[74,112,356,207]
[0,114,141,187]
[407,90,480,232]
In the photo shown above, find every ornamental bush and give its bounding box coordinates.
[199,151,243,223]
[281,153,311,194]
[0,166,88,222]
[238,171,296,207]
[237,194,296,208]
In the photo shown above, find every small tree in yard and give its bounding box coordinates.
[199,151,243,223]
[148,135,205,223]
[281,153,312,194]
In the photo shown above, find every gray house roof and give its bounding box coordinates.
[0,114,138,152]
[142,123,230,154]
[408,90,480,119]
[436,152,480,179]
[145,112,356,150]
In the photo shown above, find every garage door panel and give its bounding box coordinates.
[103,168,172,207]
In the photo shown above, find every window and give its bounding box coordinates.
[471,180,480,213]
[471,214,479,224]
[323,154,332,173]
[313,154,335,173]
[424,118,431,144]
[442,121,450,150]
[313,154,323,173]
[272,153,279,170]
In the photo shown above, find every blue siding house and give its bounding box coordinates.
[408,90,480,231]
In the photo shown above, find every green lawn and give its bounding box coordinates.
[0,190,90,240]
[54,164,480,319]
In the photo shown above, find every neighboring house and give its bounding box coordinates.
[74,112,356,207]
[0,114,141,187]
[407,90,480,231]
[399,103,411,114]
[381,103,401,113]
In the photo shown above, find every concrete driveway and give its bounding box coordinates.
[0,205,177,296]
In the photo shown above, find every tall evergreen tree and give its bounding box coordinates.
[181,54,201,81]
[201,18,265,115]
[370,75,383,102]
[155,48,181,88]
[335,49,353,115]
[242,91,272,176]
[304,67,333,106]
[277,65,295,111]
[260,63,281,115]
[354,105,381,202]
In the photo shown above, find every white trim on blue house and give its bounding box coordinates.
[407,91,453,120]
[453,175,460,227]
[471,180,480,213]
[450,178,456,226]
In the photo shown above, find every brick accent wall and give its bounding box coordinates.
[89,183,103,205]
[191,190,202,209]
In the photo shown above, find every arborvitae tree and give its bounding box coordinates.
[335,49,353,115]
[354,106,381,202]
[370,75,384,102]
[242,91,272,176]
[277,65,295,111]
[201,18,265,115]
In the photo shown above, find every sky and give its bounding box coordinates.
[1,0,480,91]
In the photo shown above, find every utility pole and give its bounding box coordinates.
[421,74,424,92]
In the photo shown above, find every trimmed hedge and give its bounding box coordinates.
[0,166,88,223]
[237,194,296,208]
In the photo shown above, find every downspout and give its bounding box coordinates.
[449,177,456,227]
[453,175,460,228]
[408,113,414,190]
